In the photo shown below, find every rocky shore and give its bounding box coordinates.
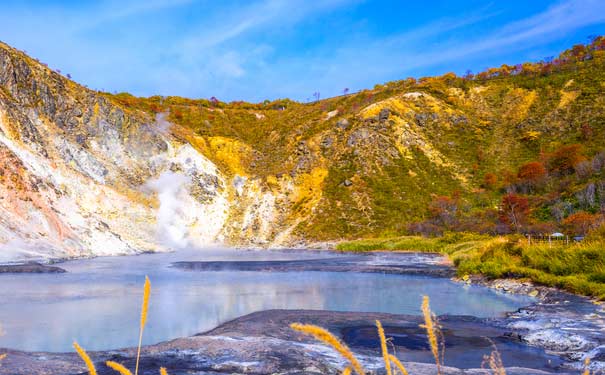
[455,275,605,373]
[0,309,569,375]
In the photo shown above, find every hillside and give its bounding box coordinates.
[110,37,605,241]
[1,37,605,260]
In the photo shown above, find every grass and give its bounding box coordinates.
[337,232,605,299]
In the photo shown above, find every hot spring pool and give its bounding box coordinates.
[0,249,534,352]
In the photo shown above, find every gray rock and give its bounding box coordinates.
[0,309,570,375]
[378,108,390,121]
[321,136,334,149]
[0,262,66,274]
[347,128,370,147]
[336,119,349,129]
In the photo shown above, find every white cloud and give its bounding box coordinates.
[0,0,603,101]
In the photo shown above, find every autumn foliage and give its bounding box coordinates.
[517,162,547,183]
[483,173,498,190]
[562,212,603,236]
[547,144,586,175]
[500,194,530,233]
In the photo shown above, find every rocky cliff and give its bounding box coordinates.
[0,42,231,261]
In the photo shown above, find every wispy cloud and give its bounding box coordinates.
[0,0,603,101]
[268,0,605,99]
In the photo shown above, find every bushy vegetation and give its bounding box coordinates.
[338,227,605,299]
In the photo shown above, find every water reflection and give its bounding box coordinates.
[0,249,533,352]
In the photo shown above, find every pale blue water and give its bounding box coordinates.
[0,249,534,352]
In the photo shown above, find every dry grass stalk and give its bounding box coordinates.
[290,322,365,375]
[420,295,442,374]
[106,361,134,375]
[160,367,169,375]
[341,367,352,375]
[482,344,506,375]
[135,276,151,375]
[376,320,392,375]
[387,354,409,375]
[582,357,591,375]
[73,342,97,375]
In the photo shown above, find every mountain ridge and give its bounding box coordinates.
[1,37,604,260]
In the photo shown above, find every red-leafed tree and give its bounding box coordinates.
[483,173,498,190]
[517,161,547,192]
[562,212,602,236]
[548,144,586,175]
[500,193,530,233]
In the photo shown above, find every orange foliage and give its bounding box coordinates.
[517,161,547,184]
[548,144,586,175]
[500,194,530,232]
[483,173,498,190]
[562,212,602,235]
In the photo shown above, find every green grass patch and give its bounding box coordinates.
[338,233,605,299]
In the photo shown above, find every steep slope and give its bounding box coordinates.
[0,42,229,262]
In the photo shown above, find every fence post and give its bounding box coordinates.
[549,235,552,248]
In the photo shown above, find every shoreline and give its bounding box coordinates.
[0,309,571,375]
[2,246,604,371]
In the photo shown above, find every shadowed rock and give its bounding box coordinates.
[0,262,66,274]
[172,253,455,277]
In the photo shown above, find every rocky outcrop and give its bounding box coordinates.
[0,42,229,261]
[0,261,65,273]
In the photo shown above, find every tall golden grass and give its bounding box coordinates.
[376,320,392,375]
[482,342,506,375]
[583,358,592,375]
[419,295,443,374]
[106,360,134,375]
[388,354,409,375]
[73,342,97,375]
[290,322,366,375]
[73,276,161,375]
[135,276,151,375]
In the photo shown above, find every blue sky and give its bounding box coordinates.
[0,0,604,102]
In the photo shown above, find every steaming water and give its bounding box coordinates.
[0,249,534,352]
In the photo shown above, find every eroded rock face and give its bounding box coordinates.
[0,42,229,261]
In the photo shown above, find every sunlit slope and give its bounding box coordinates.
[110,38,605,241]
